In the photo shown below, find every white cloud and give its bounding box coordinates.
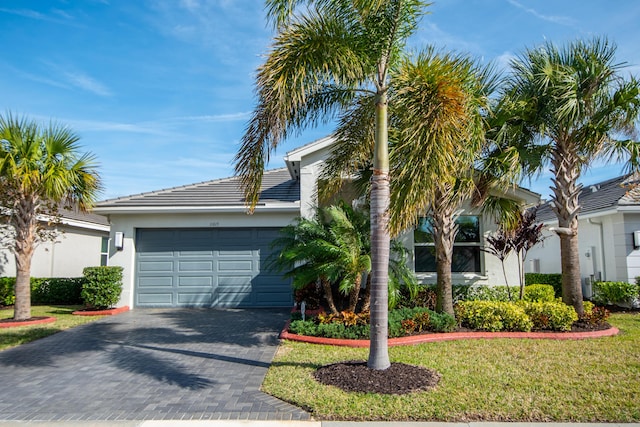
[174,112,251,123]
[507,0,575,27]
[62,71,112,97]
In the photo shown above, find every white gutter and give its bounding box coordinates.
[93,202,300,215]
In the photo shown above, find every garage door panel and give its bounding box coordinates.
[135,228,292,308]
[139,261,174,272]
[179,260,214,272]
[138,276,173,288]
[177,293,212,305]
[178,276,213,286]
[218,260,253,271]
[137,293,173,305]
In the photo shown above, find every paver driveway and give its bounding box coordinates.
[0,308,311,421]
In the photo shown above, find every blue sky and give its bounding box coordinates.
[2,1,639,200]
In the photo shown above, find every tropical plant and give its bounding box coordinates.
[234,0,429,370]
[494,37,640,315]
[270,202,418,314]
[0,113,101,320]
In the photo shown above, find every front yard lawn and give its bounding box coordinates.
[0,305,106,351]
[263,312,640,422]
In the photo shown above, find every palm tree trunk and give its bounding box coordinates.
[368,90,391,371]
[550,148,584,316]
[361,273,372,312]
[433,210,456,316]
[347,275,362,313]
[12,198,37,321]
[320,278,339,315]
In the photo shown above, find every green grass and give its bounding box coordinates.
[263,313,640,422]
[0,305,106,351]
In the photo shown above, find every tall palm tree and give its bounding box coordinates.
[321,48,508,316]
[234,0,428,370]
[0,113,101,321]
[495,38,640,315]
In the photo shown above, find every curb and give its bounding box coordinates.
[72,306,130,316]
[280,321,620,347]
[0,316,56,328]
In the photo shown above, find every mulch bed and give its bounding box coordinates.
[0,316,56,328]
[314,360,441,395]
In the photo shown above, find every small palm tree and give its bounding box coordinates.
[0,113,101,321]
[495,37,640,315]
[269,203,371,314]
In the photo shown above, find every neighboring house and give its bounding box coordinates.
[0,209,110,278]
[94,136,540,309]
[526,174,640,296]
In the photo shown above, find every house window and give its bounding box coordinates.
[100,237,109,266]
[414,215,482,273]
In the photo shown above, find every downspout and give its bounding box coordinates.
[588,218,606,281]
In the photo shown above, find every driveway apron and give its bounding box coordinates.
[0,309,310,421]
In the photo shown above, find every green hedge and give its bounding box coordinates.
[0,276,85,306]
[455,300,578,332]
[81,266,123,309]
[525,273,562,297]
[593,281,639,306]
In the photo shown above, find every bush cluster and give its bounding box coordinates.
[525,273,562,297]
[455,299,578,332]
[593,281,639,306]
[81,266,123,309]
[289,306,456,339]
[455,301,533,332]
[523,284,556,302]
[0,276,85,306]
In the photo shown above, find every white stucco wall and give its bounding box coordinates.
[0,225,108,278]
[526,210,640,285]
[105,210,298,308]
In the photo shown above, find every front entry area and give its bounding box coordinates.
[134,228,292,308]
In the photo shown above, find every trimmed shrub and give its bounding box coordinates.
[523,284,556,303]
[466,286,515,302]
[32,278,84,305]
[593,281,639,306]
[81,266,123,309]
[525,273,562,297]
[520,301,578,331]
[0,277,15,306]
[455,301,533,332]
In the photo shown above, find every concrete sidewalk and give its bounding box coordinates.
[0,421,638,426]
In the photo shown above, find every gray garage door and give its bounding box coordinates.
[135,228,292,308]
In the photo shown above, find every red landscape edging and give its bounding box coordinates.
[72,306,130,316]
[0,316,56,328]
[279,322,620,347]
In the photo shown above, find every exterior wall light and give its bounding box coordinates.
[114,232,124,251]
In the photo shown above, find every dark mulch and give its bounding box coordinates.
[314,360,441,395]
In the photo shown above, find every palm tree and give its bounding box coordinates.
[234,0,428,370]
[321,48,506,316]
[495,38,640,315]
[0,113,101,321]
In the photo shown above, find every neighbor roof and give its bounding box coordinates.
[94,168,299,213]
[536,173,640,222]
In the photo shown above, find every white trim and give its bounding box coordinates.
[93,202,300,215]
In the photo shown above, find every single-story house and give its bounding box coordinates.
[0,208,110,278]
[525,174,640,296]
[94,136,540,309]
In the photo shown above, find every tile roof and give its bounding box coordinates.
[59,207,110,226]
[535,173,640,222]
[96,168,299,208]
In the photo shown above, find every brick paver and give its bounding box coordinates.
[0,309,310,421]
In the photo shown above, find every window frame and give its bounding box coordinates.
[413,215,484,274]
